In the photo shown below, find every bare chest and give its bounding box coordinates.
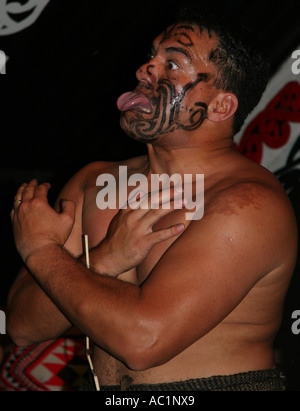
[82,186,189,284]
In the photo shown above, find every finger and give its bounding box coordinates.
[129,186,183,212]
[10,208,15,221]
[59,199,76,233]
[140,198,186,228]
[60,199,76,218]
[125,195,186,230]
[12,199,22,209]
[33,182,51,199]
[148,223,185,245]
[20,179,38,201]
[127,190,147,206]
[11,183,27,219]
[14,182,27,203]
[126,190,148,211]
[145,186,183,209]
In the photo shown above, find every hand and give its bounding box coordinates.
[11,179,76,263]
[91,188,186,277]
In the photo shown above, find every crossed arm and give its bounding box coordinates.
[7,177,186,363]
[7,177,289,370]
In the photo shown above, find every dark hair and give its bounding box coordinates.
[176,7,270,135]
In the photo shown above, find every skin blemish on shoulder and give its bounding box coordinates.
[209,183,266,217]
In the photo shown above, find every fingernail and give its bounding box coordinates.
[176,223,185,232]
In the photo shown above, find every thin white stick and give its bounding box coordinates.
[84,235,100,391]
[84,235,90,269]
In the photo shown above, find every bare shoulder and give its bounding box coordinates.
[190,172,298,276]
[71,155,148,191]
[55,155,148,210]
[59,161,118,196]
[207,177,292,220]
[53,161,118,255]
[143,174,297,348]
[148,174,297,315]
[54,156,148,255]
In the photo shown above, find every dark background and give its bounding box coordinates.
[0,0,300,388]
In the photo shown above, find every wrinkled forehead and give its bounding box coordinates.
[154,23,218,57]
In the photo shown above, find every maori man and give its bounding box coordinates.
[7,9,297,391]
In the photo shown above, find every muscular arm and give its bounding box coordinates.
[7,163,185,347]
[7,266,72,345]
[7,168,87,345]
[9,180,297,369]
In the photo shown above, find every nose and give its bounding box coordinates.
[136,60,158,87]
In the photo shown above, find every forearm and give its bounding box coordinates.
[9,179,184,367]
[7,266,72,346]
[25,243,145,366]
[7,243,131,347]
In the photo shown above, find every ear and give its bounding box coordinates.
[207,93,238,123]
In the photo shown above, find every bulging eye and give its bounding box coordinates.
[147,53,155,61]
[147,49,156,62]
[167,60,179,70]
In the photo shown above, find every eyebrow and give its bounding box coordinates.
[165,46,192,62]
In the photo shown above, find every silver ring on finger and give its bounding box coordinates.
[13,199,22,208]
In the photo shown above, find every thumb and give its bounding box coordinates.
[60,199,76,218]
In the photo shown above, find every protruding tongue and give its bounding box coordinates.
[117,91,152,113]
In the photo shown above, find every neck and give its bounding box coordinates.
[145,135,233,179]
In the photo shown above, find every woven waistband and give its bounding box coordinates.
[82,368,286,391]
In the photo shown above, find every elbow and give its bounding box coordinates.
[125,343,170,372]
[9,335,32,348]
[120,324,168,371]
[126,352,159,372]
[124,347,153,372]
[6,326,29,348]
[6,312,34,347]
